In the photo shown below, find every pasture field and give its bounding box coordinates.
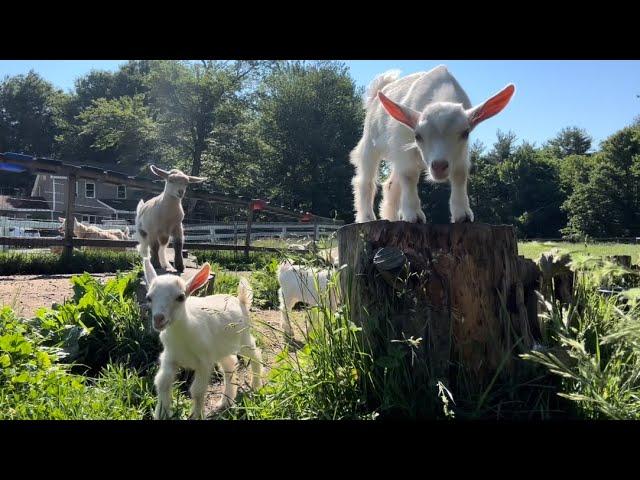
[518,241,640,264]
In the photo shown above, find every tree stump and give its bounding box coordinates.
[337,221,541,393]
[605,255,632,269]
[537,249,574,306]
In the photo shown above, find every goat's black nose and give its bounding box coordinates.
[431,160,449,174]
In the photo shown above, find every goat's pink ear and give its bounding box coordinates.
[187,175,207,184]
[378,91,420,130]
[186,263,211,296]
[467,84,515,129]
[150,165,170,179]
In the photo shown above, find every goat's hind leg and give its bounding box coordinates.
[350,135,382,223]
[240,332,263,390]
[215,355,239,411]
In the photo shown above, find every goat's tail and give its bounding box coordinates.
[237,278,254,312]
[363,69,401,108]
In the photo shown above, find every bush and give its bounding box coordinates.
[35,269,161,375]
[0,249,139,275]
[0,306,156,419]
[250,258,280,309]
[192,250,276,272]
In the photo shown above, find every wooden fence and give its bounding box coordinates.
[0,152,342,257]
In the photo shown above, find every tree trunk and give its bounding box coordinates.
[337,220,541,392]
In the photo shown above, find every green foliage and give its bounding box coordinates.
[250,258,280,309]
[0,249,139,275]
[0,306,155,419]
[76,94,159,169]
[256,61,364,220]
[522,282,640,419]
[545,126,593,158]
[224,271,374,420]
[35,270,160,375]
[191,249,276,272]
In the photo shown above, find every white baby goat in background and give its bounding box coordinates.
[143,259,263,420]
[350,65,515,224]
[277,260,339,340]
[135,165,206,273]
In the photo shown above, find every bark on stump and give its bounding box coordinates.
[337,221,541,392]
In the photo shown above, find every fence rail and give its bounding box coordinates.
[0,217,340,244]
[0,152,343,257]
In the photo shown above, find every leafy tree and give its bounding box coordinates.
[147,60,271,177]
[0,71,65,156]
[562,123,640,237]
[76,95,159,170]
[255,61,364,220]
[546,126,592,158]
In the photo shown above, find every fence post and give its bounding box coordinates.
[244,202,254,258]
[63,173,76,257]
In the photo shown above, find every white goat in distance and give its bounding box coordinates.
[135,165,206,273]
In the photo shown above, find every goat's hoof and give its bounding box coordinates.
[453,214,473,224]
[397,209,424,223]
[451,207,474,224]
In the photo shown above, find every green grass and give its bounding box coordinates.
[0,249,140,275]
[2,239,639,420]
[518,241,640,264]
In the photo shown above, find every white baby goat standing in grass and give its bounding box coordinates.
[277,260,339,340]
[135,165,206,273]
[143,259,263,420]
[350,65,515,224]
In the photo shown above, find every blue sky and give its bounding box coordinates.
[1,60,639,152]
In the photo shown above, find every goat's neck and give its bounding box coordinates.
[160,188,184,209]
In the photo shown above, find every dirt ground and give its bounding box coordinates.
[0,273,117,317]
[0,272,306,418]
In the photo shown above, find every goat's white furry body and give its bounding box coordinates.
[277,260,337,339]
[135,166,206,273]
[350,65,517,224]
[144,261,262,420]
[135,196,183,269]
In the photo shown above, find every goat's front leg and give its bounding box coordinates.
[172,224,185,273]
[278,288,294,341]
[379,170,401,221]
[189,365,213,420]
[154,358,178,420]
[150,239,162,270]
[158,235,170,270]
[449,166,474,223]
[396,167,426,223]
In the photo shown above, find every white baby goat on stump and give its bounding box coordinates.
[135,165,206,273]
[350,65,515,224]
[143,259,263,420]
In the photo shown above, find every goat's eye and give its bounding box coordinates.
[415,133,423,142]
[176,294,186,302]
[461,129,470,139]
